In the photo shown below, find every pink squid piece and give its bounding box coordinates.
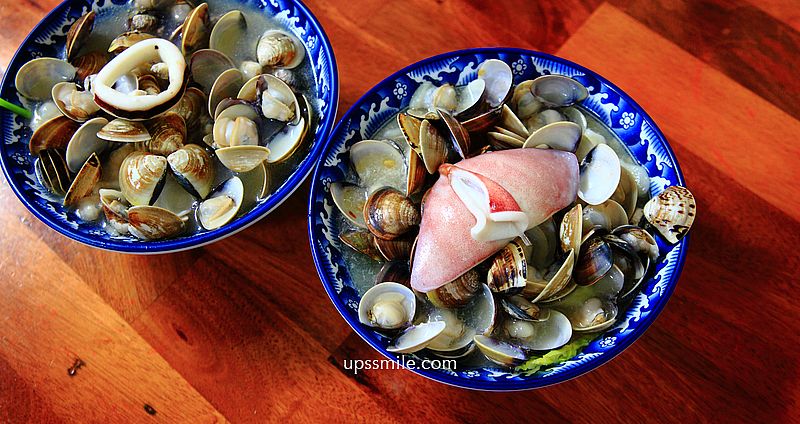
[411,149,579,293]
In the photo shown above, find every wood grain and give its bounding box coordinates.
[0,0,799,422]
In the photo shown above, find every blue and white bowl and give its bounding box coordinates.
[0,0,338,253]
[309,48,689,390]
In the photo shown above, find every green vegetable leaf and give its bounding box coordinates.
[0,98,32,119]
[515,335,597,375]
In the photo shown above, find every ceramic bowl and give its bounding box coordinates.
[0,0,338,253]
[309,48,688,390]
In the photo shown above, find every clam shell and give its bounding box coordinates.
[574,236,612,286]
[501,295,548,322]
[374,234,415,262]
[29,116,80,155]
[559,203,583,255]
[397,112,422,152]
[419,119,449,174]
[502,310,572,350]
[522,121,582,152]
[97,118,151,143]
[330,182,368,228]
[487,239,528,294]
[119,151,168,206]
[35,149,71,196]
[477,59,513,108]
[349,139,406,194]
[376,261,411,287]
[524,249,576,303]
[405,148,426,196]
[455,79,486,116]
[257,29,305,69]
[358,282,416,330]
[644,185,696,244]
[582,200,628,234]
[209,10,246,59]
[64,153,101,206]
[190,49,234,93]
[578,144,621,205]
[73,51,108,82]
[511,80,542,121]
[266,117,307,163]
[473,335,527,367]
[215,145,270,173]
[147,112,186,156]
[181,3,210,56]
[611,166,638,218]
[65,117,108,173]
[108,31,155,54]
[128,205,186,240]
[437,108,471,159]
[364,187,420,241]
[499,104,529,138]
[612,225,659,263]
[551,265,624,332]
[167,144,214,199]
[15,58,76,101]
[530,75,589,107]
[339,229,383,261]
[170,87,206,131]
[51,82,99,123]
[427,269,482,309]
[461,106,502,133]
[65,11,95,61]
[207,68,244,117]
[197,176,243,230]
[387,321,447,354]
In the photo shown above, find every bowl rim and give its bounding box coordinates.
[308,46,688,390]
[0,0,339,254]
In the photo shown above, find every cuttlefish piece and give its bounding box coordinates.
[410,149,579,293]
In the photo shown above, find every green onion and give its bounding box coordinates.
[0,98,32,119]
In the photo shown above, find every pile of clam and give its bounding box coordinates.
[332,60,696,367]
[18,1,312,240]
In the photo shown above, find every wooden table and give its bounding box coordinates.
[1,0,798,422]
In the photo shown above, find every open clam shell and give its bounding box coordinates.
[387,321,447,354]
[427,269,482,309]
[350,139,407,194]
[551,265,624,332]
[190,49,234,93]
[522,121,582,152]
[419,119,449,174]
[29,116,80,155]
[339,229,384,261]
[15,58,76,101]
[73,51,108,82]
[559,203,583,255]
[128,205,186,240]
[35,149,71,196]
[477,59,513,108]
[524,249,576,303]
[530,75,589,108]
[97,119,151,143]
[216,145,270,173]
[65,117,108,173]
[330,182,368,228]
[487,239,528,295]
[208,68,244,117]
[51,82,99,123]
[257,29,305,69]
[574,236,613,286]
[437,108,471,159]
[209,10,246,59]
[578,144,621,205]
[147,112,186,156]
[198,176,244,230]
[500,309,573,351]
[427,284,497,356]
[358,282,416,331]
[65,11,95,61]
[181,2,210,56]
[582,200,628,234]
[474,335,527,367]
[63,153,101,207]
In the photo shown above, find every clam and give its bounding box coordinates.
[408,82,455,119]
[137,74,161,95]
[181,3,210,56]
[501,295,549,322]
[99,188,131,234]
[127,205,187,240]
[15,58,76,101]
[523,249,575,303]
[257,74,299,123]
[605,234,646,297]
[473,335,527,367]
[170,87,206,131]
[578,144,621,205]
[530,75,588,107]
[477,59,513,108]
[397,112,422,152]
[427,284,497,357]
[559,203,583,255]
[65,11,95,61]
[349,140,406,194]
[147,112,186,156]
[525,225,554,270]
[339,229,383,261]
[240,61,263,82]
[209,10,246,59]
[511,80,542,121]
[525,109,564,133]
[266,116,307,163]
[330,182,368,228]
[499,104,529,138]
[644,186,696,244]
[364,187,420,240]
[405,148,426,196]
[72,51,108,81]
[575,128,603,161]
[419,119,449,174]
[119,151,168,206]
[108,31,155,54]
[574,236,613,286]
[257,30,305,69]
[207,68,244,117]
[387,321,447,354]
[65,117,108,173]
[500,309,573,350]
[455,79,486,116]
[582,200,628,234]
[562,107,587,131]
[93,38,188,121]
[63,153,101,207]
[427,269,482,309]
[488,128,524,150]
[97,119,151,143]
[376,261,411,287]
[216,145,271,173]
[190,49,234,93]
[198,177,244,230]
[29,116,80,155]
[35,149,71,196]
[30,101,63,132]
[487,239,528,294]
[522,121,582,152]
[461,105,502,133]
[358,282,416,331]
[52,82,99,122]
[167,144,214,199]
[552,265,624,332]
[612,225,659,264]
[437,108,471,159]
[374,234,415,262]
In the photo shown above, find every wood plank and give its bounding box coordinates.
[609,0,800,121]
[746,0,800,32]
[0,186,227,423]
[130,250,398,423]
[558,3,800,222]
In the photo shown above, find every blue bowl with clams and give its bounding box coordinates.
[0,0,337,253]
[309,48,689,390]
